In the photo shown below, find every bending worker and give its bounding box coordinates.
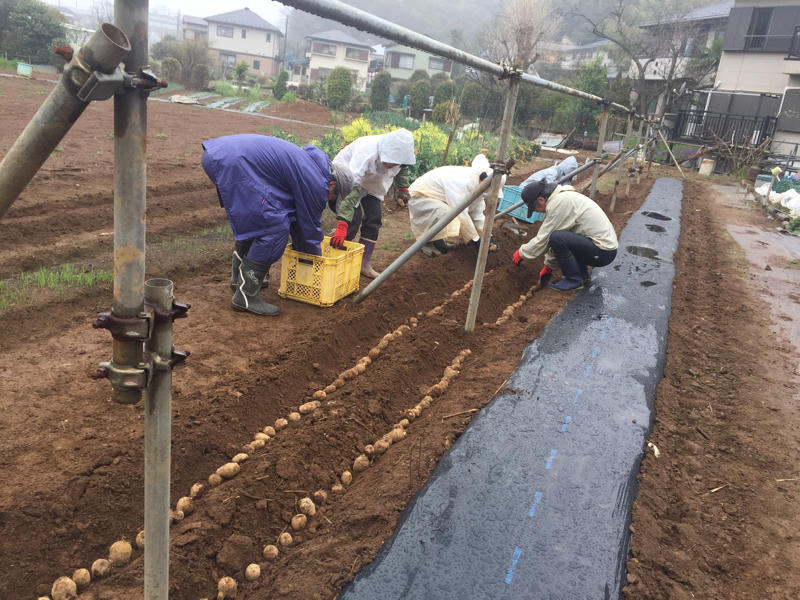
[202,134,353,316]
[329,128,416,278]
[512,179,618,291]
[407,153,499,256]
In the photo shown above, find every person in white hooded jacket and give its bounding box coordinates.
[329,128,416,278]
[406,153,501,256]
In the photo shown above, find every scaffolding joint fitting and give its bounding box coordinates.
[145,299,190,323]
[93,307,153,341]
[491,158,515,174]
[125,68,168,95]
[92,357,152,397]
[151,348,191,371]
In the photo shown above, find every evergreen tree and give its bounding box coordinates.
[273,69,289,99]
[369,70,392,111]
[326,66,352,110]
[6,0,64,64]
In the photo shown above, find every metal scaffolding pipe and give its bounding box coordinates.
[143,278,173,600]
[0,24,130,219]
[276,0,631,113]
[465,77,520,333]
[496,159,600,218]
[111,0,148,406]
[353,174,494,304]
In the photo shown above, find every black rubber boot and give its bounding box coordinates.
[580,264,591,284]
[232,257,279,316]
[549,253,585,292]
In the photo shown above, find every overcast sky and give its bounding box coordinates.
[49,0,288,25]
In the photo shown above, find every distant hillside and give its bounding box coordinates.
[286,0,505,56]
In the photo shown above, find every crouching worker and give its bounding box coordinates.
[407,153,499,256]
[511,180,618,291]
[329,128,416,278]
[201,134,353,316]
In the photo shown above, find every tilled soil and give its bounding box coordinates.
[1,72,798,600]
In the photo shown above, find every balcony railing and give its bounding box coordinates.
[671,110,777,147]
[789,26,800,59]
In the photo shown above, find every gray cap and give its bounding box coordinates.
[331,162,354,202]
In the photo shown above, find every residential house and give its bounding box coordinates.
[205,7,282,77]
[710,0,800,153]
[636,0,733,115]
[539,38,616,74]
[382,42,453,80]
[305,30,372,91]
[179,15,208,40]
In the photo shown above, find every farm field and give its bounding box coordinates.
[1,72,798,599]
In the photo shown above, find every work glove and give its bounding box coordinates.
[539,265,553,286]
[512,249,522,265]
[396,187,410,207]
[330,220,349,249]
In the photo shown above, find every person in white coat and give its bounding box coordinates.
[407,153,499,256]
[519,155,578,189]
[329,128,416,278]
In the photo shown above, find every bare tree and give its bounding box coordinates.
[482,0,561,72]
[90,0,113,28]
[571,0,707,120]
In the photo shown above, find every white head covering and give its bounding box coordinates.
[471,153,491,176]
[377,128,416,165]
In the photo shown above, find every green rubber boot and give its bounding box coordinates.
[232,257,280,316]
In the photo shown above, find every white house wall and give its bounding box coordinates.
[717,52,794,93]
[308,44,369,91]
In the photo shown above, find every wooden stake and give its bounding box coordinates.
[442,408,479,422]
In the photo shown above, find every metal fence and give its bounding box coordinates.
[671,109,777,147]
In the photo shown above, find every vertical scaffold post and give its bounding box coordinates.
[112,0,148,406]
[464,74,520,334]
[143,279,174,600]
[589,102,611,199]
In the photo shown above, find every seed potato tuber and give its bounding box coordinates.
[91,558,111,579]
[189,482,204,498]
[208,473,223,486]
[299,497,316,516]
[109,540,132,566]
[313,489,328,504]
[232,453,249,464]
[245,563,261,581]
[176,496,193,515]
[274,418,288,430]
[262,425,276,436]
[279,531,293,546]
[250,438,266,449]
[324,384,337,394]
[291,514,307,530]
[353,454,370,472]
[262,544,279,560]
[340,470,353,485]
[354,363,366,375]
[51,576,77,600]
[388,428,406,443]
[364,444,375,458]
[374,439,390,455]
[72,568,91,589]
[399,418,409,428]
[312,390,326,400]
[368,347,381,359]
[331,483,344,494]
[217,576,237,600]
[216,462,240,479]
[135,530,145,550]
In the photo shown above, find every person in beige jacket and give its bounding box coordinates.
[511,180,618,291]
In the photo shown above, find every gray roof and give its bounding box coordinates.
[307,29,371,48]
[683,0,734,21]
[642,0,733,26]
[204,8,282,34]
[182,15,207,26]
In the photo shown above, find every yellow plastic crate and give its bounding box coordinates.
[278,237,364,307]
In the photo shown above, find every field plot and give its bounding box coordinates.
[1,72,798,600]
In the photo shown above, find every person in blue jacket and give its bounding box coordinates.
[201,134,354,316]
